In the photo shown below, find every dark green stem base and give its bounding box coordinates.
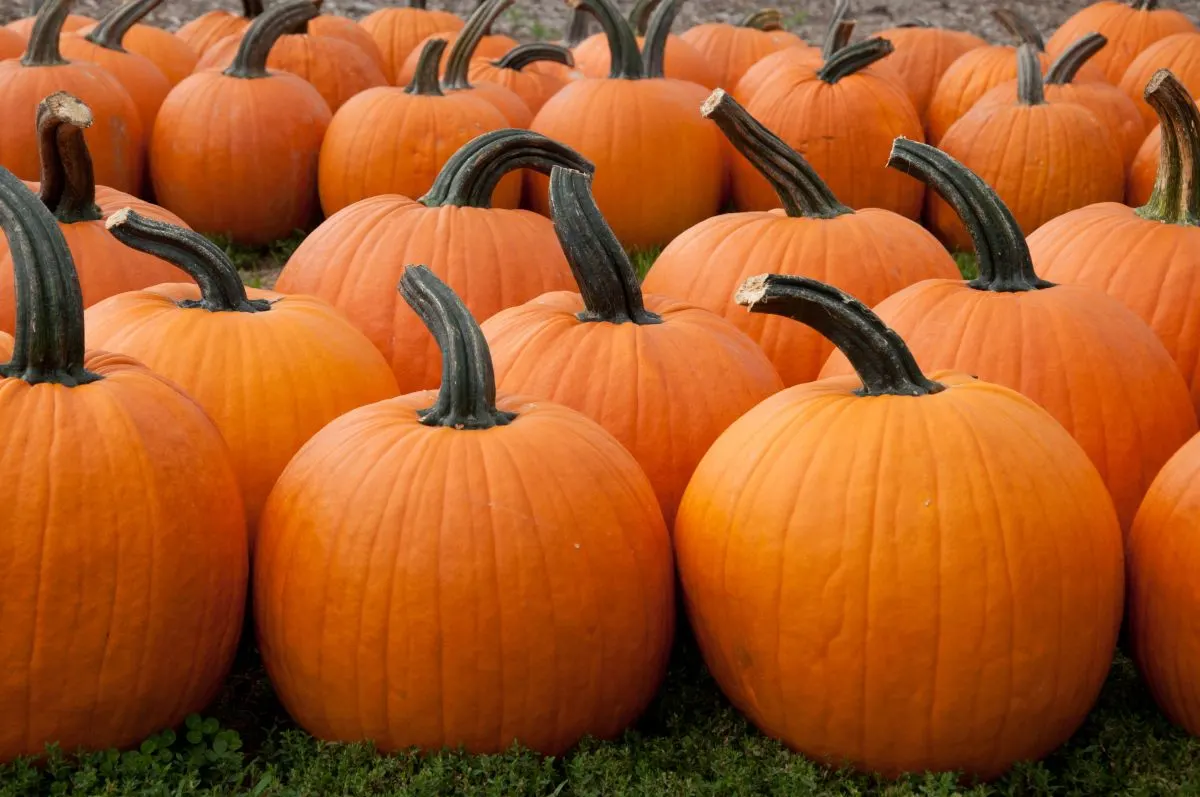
[224,0,318,79]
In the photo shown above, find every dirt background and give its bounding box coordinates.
[5,0,1198,48]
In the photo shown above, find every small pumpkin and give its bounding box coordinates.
[643,89,958,386]
[436,0,533,126]
[0,166,248,764]
[680,9,806,92]
[821,138,1196,532]
[572,0,718,88]
[4,0,94,41]
[1119,31,1200,132]
[151,1,332,245]
[675,270,1123,780]
[872,19,987,123]
[1049,0,1196,84]
[361,0,464,84]
[932,44,1124,250]
[0,0,144,195]
[1031,70,1200,415]
[176,0,262,55]
[283,129,588,390]
[255,264,675,755]
[76,0,199,87]
[467,42,574,114]
[483,166,782,526]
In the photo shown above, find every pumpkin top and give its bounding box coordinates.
[992,7,1045,50]
[106,209,272,314]
[736,274,945,397]
[493,42,575,71]
[1131,0,1160,9]
[1014,43,1046,105]
[739,8,785,30]
[406,38,447,96]
[888,137,1053,293]
[1138,69,1200,227]
[84,0,160,52]
[641,0,685,79]
[224,0,319,80]
[420,129,593,209]
[1045,32,1107,85]
[22,0,73,67]
[400,264,516,430]
[817,36,894,84]
[443,0,511,91]
[405,0,428,8]
[569,0,643,79]
[36,92,102,225]
[550,166,662,326]
[702,89,850,218]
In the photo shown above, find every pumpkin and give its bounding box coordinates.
[0,166,247,764]
[1048,0,1196,84]
[0,0,144,195]
[282,129,588,390]
[675,269,1123,780]
[59,0,172,132]
[643,89,958,386]
[4,0,93,40]
[0,26,27,61]
[307,13,388,75]
[872,20,987,123]
[436,0,533,127]
[176,0,261,55]
[821,137,1196,532]
[85,211,398,532]
[255,264,675,755]
[0,93,188,333]
[1119,32,1200,132]
[932,44,1125,250]
[76,0,199,87]
[151,1,331,245]
[1126,86,1200,206]
[528,0,724,250]
[732,1,844,106]
[394,24,517,86]
[680,10,806,92]
[360,0,462,84]
[1031,70,1200,415]
[317,39,514,217]
[736,36,925,219]
[196,2,389,112]
[482,167,782,526]
[572,0,718,88]
[467,42,574,114]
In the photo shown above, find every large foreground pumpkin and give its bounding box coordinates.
[0,167,248,763]
[255,265,675,755]
[675,271,1124,780]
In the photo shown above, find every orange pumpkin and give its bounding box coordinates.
[0,0,144,195]
[360,0,463,84]
[821,138,1196,532]
[4,0,93,41]
[1119,31,1200,131]
[151,1,331,245]
[1031,70,1200,415]
[680,10,806,92]
[76,0,199,87]
[317,39,514,217]
[873,20,987,123]
[528,0,724,250]
[643,89,958,386]
[255,265,675,755]
[467,42,574,114]
[0,93,186,334]
[1126,85,1200,206]
[85,210,398,532]
[308,13,388,75]
[437,0,533,126]
[932,44,1124,250]
[483,167,782,526]
[394,25,517,86]
[176,0,261,56]
[676,271,1123,780]
[281,129,588,390]
[1050,0,1196,84]
[0,25,28,60]
[0,166,247,764]
[732,2,843,106]
[572,0,718,88]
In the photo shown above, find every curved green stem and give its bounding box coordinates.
[821,0,853,59]
[641,0,681,79]
[400,265,516,430]
[564,6,590,47]
[887,138,1052,292]
[550,166,661,325]
[443,0,511,90]
[1015,43,1045,105]
[405,38,446,95]
[85,0,161,51]
[224,0,318,79]
[22,0,71,67]
[735,274,944,397]
[1045,32,1106,85]
[702,89,850,218]
[739,8,783,30]
[818,37,893,84]
[291,0,324,35]
[628,0,658,36]
[1137,69,1200,226]
[243,0,264,17]
[494,42,574,70]
[36,93,102,225]
[570,0,642,79]
[992,7,1045,51]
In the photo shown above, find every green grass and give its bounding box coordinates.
[953,251,979,281]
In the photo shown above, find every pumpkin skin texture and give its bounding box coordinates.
[680,10,805,92]
[0,167,248,764]
[644,90,957,386]
[483,167,782,527]
[280,130,587,391]
[0,27,27,60]
[360,2,463,84]
[873,22,987,123]
[308,14,388,75]
[77,20,199,87]
[1120,33,1200,131]
[1048,0,1196,84]
[175,0,259,56]
[467,43,574,114]
[676,271,1123,781]
[255,266,675,755]
[1031,71,1200,416]
[151,2,332,246]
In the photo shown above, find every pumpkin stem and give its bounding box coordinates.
[895,18,933,28]
[702,89,850,219]
[224,0,318,79]
[1137,70,1200,227]
[888,138,1052,292]
[992,7,1045,50]
[736,274,944,397]
[0,168,99,386]
[821,0,853,59]
[494,42,575,70]
[1045,32,1107,85]
[291,0,323,35]
[405,38,447,95]
[105,209,272,313]
[1015,43,1045,105]
[443,0,512,90]
[401,265,516,430]
[243,0,264,17]
[739,8,783,30]
[85,0,161,51]
[641,0,682,79]
[421,129,593,208]
[36,93,102,225]
[22,0,71,67]
[550,166,662,325]
[628,0,658,36]
[564,6,591,46]
[570,0,643,79]
[1130,0,1159,9]
[818,37,893,84]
